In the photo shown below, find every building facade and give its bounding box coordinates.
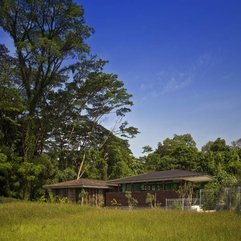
[44,169,212,207]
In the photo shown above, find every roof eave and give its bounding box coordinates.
[43,185,115,189]
[108,175,213,184]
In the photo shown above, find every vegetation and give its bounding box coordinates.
[110,198,121,207]
[142,135,241,189]
[125,191,138,209]
[0,201,241,241]
[145,192,156,208]
[0,0,139,200]
[0,0,241,203]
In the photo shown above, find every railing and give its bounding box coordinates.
[165,198,200,210]
[166,186,241,213]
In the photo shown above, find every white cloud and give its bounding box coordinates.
[159,72,193,95]
[139,70,194,98]
[139,53,213,98]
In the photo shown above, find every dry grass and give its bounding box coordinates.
[0,201,241,241]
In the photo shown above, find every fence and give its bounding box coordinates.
[200,186,241,212]
[165,198,200,210]
[165,186,241,212]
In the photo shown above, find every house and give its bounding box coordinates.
[43,178,117,206]
[43,169,212,207]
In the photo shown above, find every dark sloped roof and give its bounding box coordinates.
[109,169,212,184]
[43,170,212,189]
[43,178,117,189]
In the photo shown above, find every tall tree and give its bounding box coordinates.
[0,0,138,199]
[199,138,241,186]
[146,134,199,171]
[0,0,98,161]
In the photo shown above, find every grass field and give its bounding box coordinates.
[0,202,241,241]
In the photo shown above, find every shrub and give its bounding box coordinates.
[125,191,138,209]
[145,193,155,208]
[111,198,121,208]
[78,189,88,206]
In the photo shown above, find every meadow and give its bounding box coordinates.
[0,201,241,241]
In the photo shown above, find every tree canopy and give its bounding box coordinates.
[142,134,241,187]
[0,0,139,199]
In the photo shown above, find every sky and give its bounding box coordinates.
[78,0,241,156]
[1,0,241,157]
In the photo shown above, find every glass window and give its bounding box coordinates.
[164,183,172,190]
[163,183,179,190]
[158,184,164,190]
[133,184,141,191]
[62,188,68,197]
[126,184,131,191]
[172,183,178,190]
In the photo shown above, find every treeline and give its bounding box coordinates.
[0,0,240,202]
[141,134,241,188]
[0,0,139,200]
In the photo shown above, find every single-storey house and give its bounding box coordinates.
[43,169,212,207]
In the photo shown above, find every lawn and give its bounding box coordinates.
[0,201,241,241]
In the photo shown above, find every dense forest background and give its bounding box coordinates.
[0,0,241,200]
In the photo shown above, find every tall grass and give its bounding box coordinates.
[0,202,240,241]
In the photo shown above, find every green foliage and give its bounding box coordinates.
[96,194,104,207]
[78,189,88,206]
[144,134,199,172]
[57,197,70,204]
[0,0,139,200]
[142,145,153,154]
[142,134,241,187]
[201,183,241,211]
[145,193,155,208]
[0,0,241,203]
[102,135,140,179]
[125,191,138,209]
[110,198,121,207]
[46,189,56,203]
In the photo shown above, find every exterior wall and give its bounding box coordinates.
[53,188,106,205]
[52,188,179,207]
[53,188,77,202]
[76,188,105,206]
[105,190,179,207]
[68,188,77,202]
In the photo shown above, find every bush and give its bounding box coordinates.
[111,198,121,208]
[145,193,155,208]
[125,191,138,209]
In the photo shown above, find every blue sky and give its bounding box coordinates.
[1,0,241,156]
[80,0,241,156]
